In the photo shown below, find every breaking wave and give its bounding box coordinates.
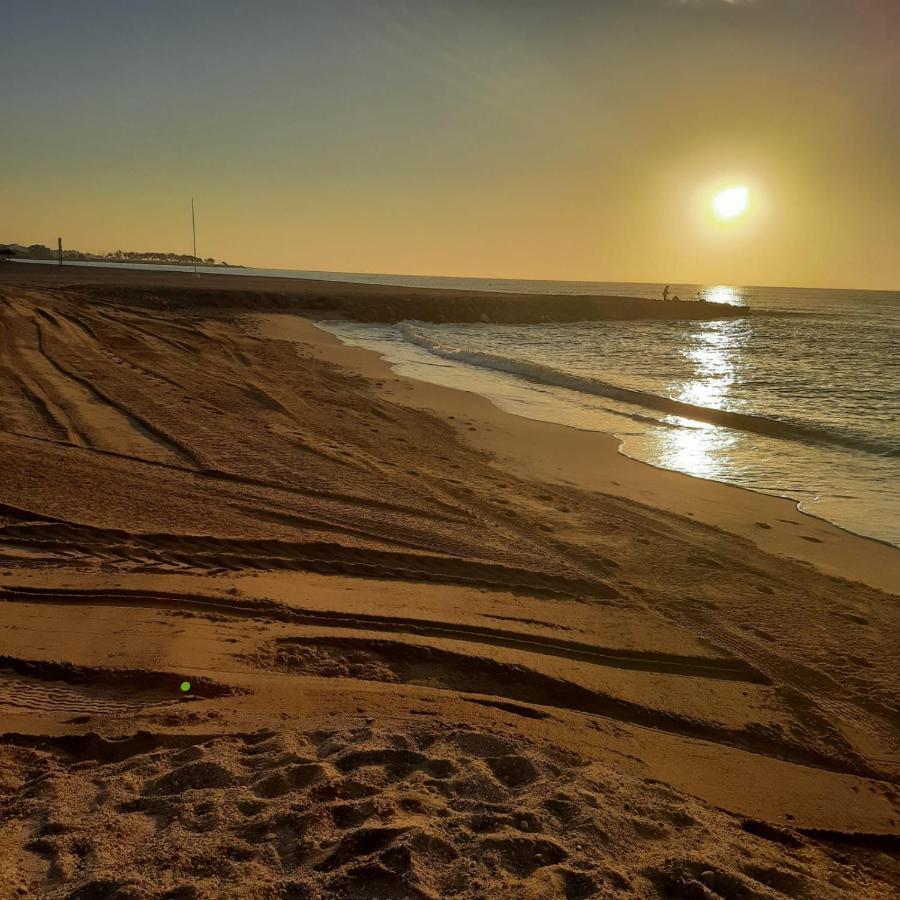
[398,323,899,458]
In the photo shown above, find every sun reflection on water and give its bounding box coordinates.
[702,285,746,306]
[657,318,749,479]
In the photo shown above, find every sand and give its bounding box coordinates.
[0,264,898,899]
[0,264,749,324]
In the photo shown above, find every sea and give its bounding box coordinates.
[15,260,900,547]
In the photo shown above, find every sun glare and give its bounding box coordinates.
[711,185,750,221]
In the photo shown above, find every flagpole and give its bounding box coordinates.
[191,197,198,275]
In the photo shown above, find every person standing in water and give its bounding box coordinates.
[662,284,670,301]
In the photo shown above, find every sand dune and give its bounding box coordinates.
[0,266,898,898]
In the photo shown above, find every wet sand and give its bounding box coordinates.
[1,265,898,898]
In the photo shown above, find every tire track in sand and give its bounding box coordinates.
[0,585,766,682]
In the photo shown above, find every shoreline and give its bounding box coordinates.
[318,319,900,555]
[261,314,900,595]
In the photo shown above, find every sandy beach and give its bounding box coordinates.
[1,265,898,898]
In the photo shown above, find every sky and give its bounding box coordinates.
[2,0,899,289]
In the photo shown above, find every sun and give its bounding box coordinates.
[711,185,750,221]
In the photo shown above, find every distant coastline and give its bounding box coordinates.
[0,241,242,269]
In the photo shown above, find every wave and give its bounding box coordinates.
[399,323,899,458]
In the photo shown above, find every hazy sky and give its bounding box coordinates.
[3,0,898,288]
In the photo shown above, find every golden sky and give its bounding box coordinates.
[3,1,898,289]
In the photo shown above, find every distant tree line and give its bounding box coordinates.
[12,244,231,267]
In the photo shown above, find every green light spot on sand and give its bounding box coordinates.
[180,681,191,693]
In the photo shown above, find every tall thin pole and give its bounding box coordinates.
[191,197,198,275]
[58,237,63,267]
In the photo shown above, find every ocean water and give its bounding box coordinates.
[15,260,899,546]
[316,283,900,548]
